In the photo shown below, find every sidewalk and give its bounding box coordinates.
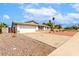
[49,32,79,56]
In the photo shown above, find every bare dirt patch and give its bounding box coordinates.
[50,31,77,37]
[0,33,56,56]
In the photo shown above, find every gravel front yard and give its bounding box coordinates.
[0,33,56,56]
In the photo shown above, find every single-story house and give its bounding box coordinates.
[12,20,51,33]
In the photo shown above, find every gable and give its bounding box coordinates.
[26,22,37,24]
[25,20,38,24]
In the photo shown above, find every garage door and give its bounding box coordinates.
[17,25,36,33]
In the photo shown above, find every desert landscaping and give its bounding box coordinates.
[0,33,56,56]
[0,30,76,56]
[0,20,78,56]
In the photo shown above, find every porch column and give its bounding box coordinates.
[36,26,38,31]
[43,27,46,30]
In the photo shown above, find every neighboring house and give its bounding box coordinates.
[12,20,50,33]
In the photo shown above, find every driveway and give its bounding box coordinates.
[23,32,71,48]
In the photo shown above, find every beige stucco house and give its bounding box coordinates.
[12,20,50,33]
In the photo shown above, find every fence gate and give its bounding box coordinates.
[8,27,16,33]
[0,28,2,34]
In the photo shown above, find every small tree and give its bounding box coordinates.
[42,22,46,25]
[55,25,62,29]
[65,25,78,31]
[0,22,8,28]
[47,20,54,31]
[42,20,54,31]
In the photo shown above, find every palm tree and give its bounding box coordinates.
[52,17,55,27]
[52,17,55,22]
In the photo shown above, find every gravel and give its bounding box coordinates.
[0,33,56,56]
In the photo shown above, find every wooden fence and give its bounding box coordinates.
[8,27,16,33]
[0,28,2,34]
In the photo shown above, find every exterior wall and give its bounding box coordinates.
[16,25,37,33]
[14,24,50,33]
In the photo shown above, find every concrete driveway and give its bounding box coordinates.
[23,32,71,48]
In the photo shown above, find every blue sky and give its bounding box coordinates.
[0,3,79,27]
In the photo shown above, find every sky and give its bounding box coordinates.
[0,3,79,27]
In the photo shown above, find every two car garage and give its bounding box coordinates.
[17,25,37,33]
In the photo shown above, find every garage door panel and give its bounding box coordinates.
[17,25,36,33]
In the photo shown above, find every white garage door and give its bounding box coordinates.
[17,25,36,33]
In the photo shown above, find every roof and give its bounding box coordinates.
[25,20,38,24]
[12,21,50,27]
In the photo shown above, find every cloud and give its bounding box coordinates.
[19,3,40,9]
[71,4,79,11]
[54,14,72,25]
[20,3,79,27]
[20,3,57,16]
[24,8,79,26]
[67,13,79,18]
[66,13,79,24]
[3,15,10,19]
[54,13,79,26]
[22,4,58,22]
[24,8,57,16]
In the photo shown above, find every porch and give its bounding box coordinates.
[38,26,50,31]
